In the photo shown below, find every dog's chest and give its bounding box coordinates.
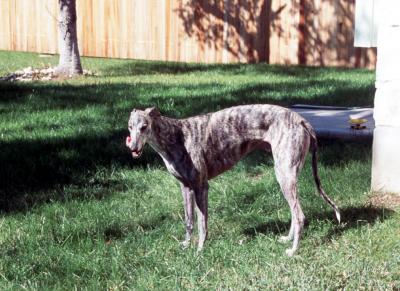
[161,156,181,178]
[158,150,192,183]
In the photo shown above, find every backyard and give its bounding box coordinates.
[0,51,399,289]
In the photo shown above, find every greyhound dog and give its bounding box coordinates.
[126,105,340,256]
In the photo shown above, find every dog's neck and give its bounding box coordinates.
[148,115,182,154]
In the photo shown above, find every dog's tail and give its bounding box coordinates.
[301,121,341,223]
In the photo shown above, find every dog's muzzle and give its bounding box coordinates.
[126,136,143,158]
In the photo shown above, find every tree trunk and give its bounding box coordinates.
[56,0,82,76]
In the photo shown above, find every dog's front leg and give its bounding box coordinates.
[194,183,209,252]
[180,183,194,248]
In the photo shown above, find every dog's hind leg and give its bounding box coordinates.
[279,216,294,243]
[180,183,194,248]
[271,129,309,256]
[194,182,209,252]
[275,168,305,256]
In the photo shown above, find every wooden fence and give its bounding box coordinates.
[0,0,376,67]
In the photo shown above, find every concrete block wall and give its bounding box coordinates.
[371,4,400,193]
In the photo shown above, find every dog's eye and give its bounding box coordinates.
[140,124,148,131]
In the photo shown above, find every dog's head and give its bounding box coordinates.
[126,107,160,158]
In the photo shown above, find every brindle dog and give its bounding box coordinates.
[126,105,340,256]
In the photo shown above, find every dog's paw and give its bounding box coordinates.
[180,240,191,249]
[278,235,292,243]
[196,244,204,253]
[285,248,296,257]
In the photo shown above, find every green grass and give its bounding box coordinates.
[0,50,399,290]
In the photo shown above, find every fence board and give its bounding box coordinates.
[0,0,375,67]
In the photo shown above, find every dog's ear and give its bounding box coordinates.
[145,107,161,118]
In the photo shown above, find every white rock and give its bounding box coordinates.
[23,67,32,74]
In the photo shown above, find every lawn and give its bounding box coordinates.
[0,50,399,290]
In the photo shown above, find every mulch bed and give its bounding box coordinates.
[368,192,400,210]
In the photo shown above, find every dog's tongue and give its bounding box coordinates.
[126,136,132,143]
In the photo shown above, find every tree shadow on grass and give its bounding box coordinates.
[315,139,372,167]
[0,131,162,213]
[242,206,394,240]
[102,60,222,76]
[0,72,374,111]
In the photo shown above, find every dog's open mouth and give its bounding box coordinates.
[131,149,143,158]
